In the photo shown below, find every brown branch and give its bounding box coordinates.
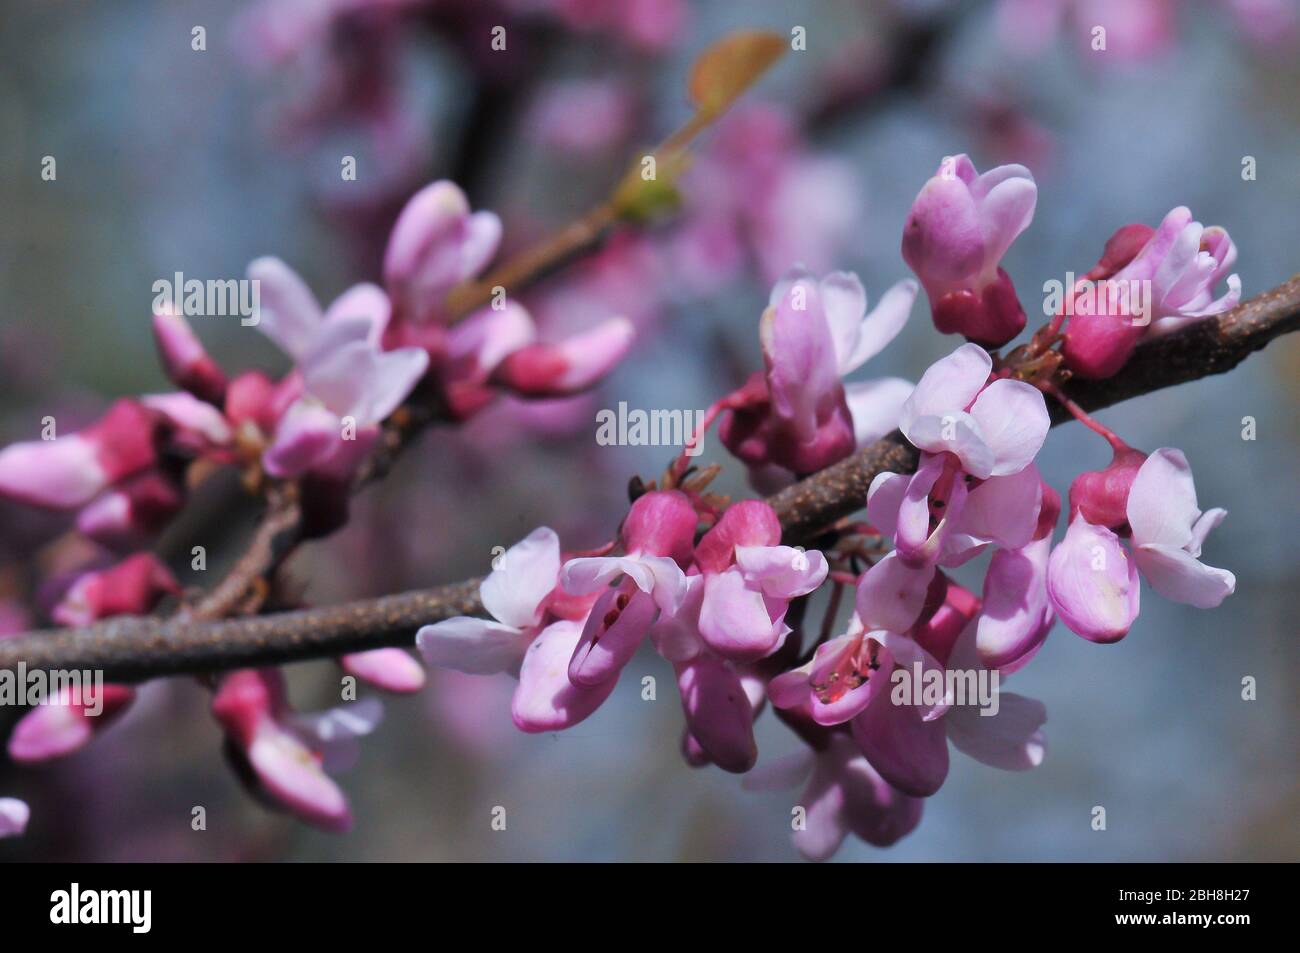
[3,274,1296,682]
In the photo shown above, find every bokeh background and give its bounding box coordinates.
[1,0,1297,861]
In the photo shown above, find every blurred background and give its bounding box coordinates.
[1,0,1297,861]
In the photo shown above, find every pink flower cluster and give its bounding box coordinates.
[0,178,632,834]
[413,151,1241,859]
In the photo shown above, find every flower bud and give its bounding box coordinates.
[1068,446,1147,532]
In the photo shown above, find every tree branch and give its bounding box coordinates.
[2,274,1296,682]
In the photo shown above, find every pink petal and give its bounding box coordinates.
[976,535,1053,669]
[973,168,1037,275]
[247,723,352,832]
[840,279,918,373]
[568,583,657,686]
[1133,544,1236,609]
[676,655,757,774]
[818,270,868,372]
[851,682,950,797]
[322,282,391,346]
[415,617,530,675]
[262,400,340,479]
[866,470,909,540]
[761,277,842,443]
[899,343,992,439]
[844,377,914,449]
[945,691,1047,771]
[0,435,106,509]
[967,379,1050,476]
[341,649,425,693]
[7,703,93,762]
[512,620,618,732]
[0,798,28,838]
[480,526,561,630]
[697,569,783,662]
[956,462,1043,549]
[733,545,829,599]
[247,256,323,361]
[1126,448,1200,550]
[855,552,933,634]
[1046,517,1140,643]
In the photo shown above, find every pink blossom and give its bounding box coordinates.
[7,684,136,763]
[212,669,381,831]
[720,268,916,482]
[526,79,635,157]
[902,155,1036,346]
[868,344,1048,575]
[560,490,696,685]
[997,0,1176,63]
[0,400,160,510]
[415,526,612,732]
[690,500,828,662]
[1048,447,1234,641]
[248,256,429,478]
[0,798,29,838]
[1063,208,1241,379]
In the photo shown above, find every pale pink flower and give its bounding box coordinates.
[151,305,228,404]
[340,648,426,694]
[416,526,612,732]
[720,268,916,482]
[902,155,1036,346]
[1046,514,1140,642]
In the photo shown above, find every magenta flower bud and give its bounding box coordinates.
[7,684,136,764]
[1046,515,1140,643]
[492,317,635,397]
[0,399,159,510]
[902,154,1037,347]
[621,489,698,564]
[1084,223,1156,281]
[51,552,180,626]
[1068,446,1148,532]
[152,306,227,404]
[75,469,185,550]
[691,499,781,574]
[223,370,280,435]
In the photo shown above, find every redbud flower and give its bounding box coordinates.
[51,552,180,627]
[416,527,613,732]
[340,649,425,694]
[212,669,379,832]
[7,684,136,764]
[560,490,695,685]
[0,400,160,509]
[0,798,30,838]
[75,469,185,551]
[902,155,1036,347]
[249,256,429,478]
[1063,207,1241,379]
[690,500,827,662]
[382,180,501,327]
[1068,445,1148,531]
[720,268,916,482]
